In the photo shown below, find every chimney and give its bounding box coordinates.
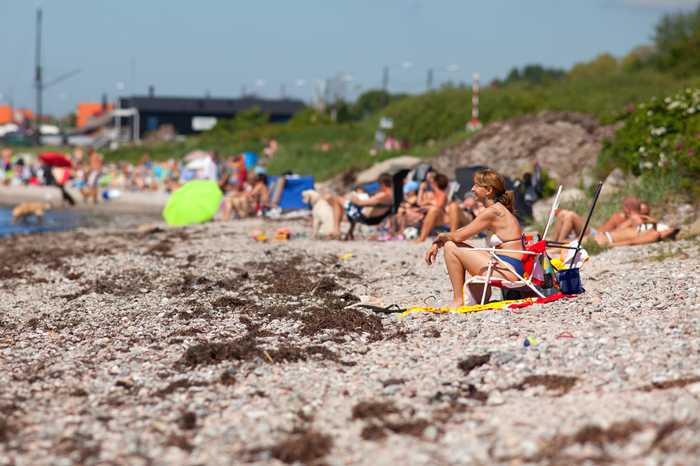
[148,85,155,98]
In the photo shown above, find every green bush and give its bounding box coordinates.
[599,88,700,187]
[383,88,471,145]
[287,108,333,128]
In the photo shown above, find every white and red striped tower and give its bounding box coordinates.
[467,72,482,132]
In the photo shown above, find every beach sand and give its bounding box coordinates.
[1,218,699,465]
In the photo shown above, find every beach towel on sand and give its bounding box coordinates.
[401,292,573,316]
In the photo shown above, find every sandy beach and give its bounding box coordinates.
[1,218,699,465]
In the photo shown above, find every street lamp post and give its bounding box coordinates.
[426,64,461,91]
[382,61,413,93]
[34,8,43,145]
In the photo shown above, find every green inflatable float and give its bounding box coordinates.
[162,180,223,226]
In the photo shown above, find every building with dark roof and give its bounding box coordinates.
[118,94,305,138]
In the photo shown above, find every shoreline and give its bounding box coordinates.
[0,185,168,214]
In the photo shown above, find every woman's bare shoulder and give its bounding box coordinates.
[484,204,504,217]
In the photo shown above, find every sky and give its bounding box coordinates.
[0,0,698,116]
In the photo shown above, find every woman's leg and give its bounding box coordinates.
[324,195,346,236]
[232,196,248,218]
[555,211,574,242]
[396,206,406,234]
[607,228,664,246]
[418,206,444,242]
[443,241,469,306]
[443,241,518,307]
[221,197,233,221]
[552,212,564,241]
[555,210,588,242]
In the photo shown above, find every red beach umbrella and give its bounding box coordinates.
[39,152,72,168]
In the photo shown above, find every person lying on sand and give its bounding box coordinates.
[425,169,524,308]
[12,202,51,224]
[325,173,394,239]
[554,197,679,247]
[553,196,642,243]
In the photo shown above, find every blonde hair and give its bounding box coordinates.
[473,169,515,214]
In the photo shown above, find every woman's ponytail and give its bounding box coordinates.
[498,191,515,214]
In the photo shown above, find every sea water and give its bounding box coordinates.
[0,206,160,237]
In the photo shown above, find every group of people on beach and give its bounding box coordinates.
[1,146,160,200]
[0,146,277,208]
[320,167,528,242]
[419,169,679,307]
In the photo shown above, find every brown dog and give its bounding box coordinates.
[11,202,51,224]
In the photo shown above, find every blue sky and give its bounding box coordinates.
[0,0,697,115]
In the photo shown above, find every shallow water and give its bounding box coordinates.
[0,206,161,237]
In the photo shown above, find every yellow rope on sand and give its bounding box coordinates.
[401,298,537,317]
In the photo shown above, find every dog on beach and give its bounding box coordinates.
[12,202,51,224]
[302,189,336,239]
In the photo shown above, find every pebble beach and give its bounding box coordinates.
[1,218,699,465]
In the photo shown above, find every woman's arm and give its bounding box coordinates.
[438,209,493,244]
[599,211,626,233]
[351,191,390,207]
[417,181,429,204]
[426,209,493,265]
[247,183,263,198]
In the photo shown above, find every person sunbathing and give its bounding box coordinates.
[553,198,678,246]
[395,177,441,237]
[221,173,270,220]
[394,180,423,236]
[416,173,450,242]
[553,196,641,243]
[326,173,394,239]
[425,169,524,308]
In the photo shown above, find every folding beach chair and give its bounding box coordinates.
[345,169,409,240]
[463,186,564,305]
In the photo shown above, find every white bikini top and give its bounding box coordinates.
[489,234,504,247]
[490,233,522,248]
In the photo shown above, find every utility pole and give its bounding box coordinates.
[382,66,389,91]
[34,7,43,145]
[426,68,434,91]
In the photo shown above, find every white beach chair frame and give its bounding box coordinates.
[463,186,563,305]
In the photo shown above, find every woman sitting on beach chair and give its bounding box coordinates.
[425,169,525,308]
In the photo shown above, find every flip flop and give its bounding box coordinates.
[347,303,406,314]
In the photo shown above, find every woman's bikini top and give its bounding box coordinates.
[489,233,505,247]
[489,233,523,249]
